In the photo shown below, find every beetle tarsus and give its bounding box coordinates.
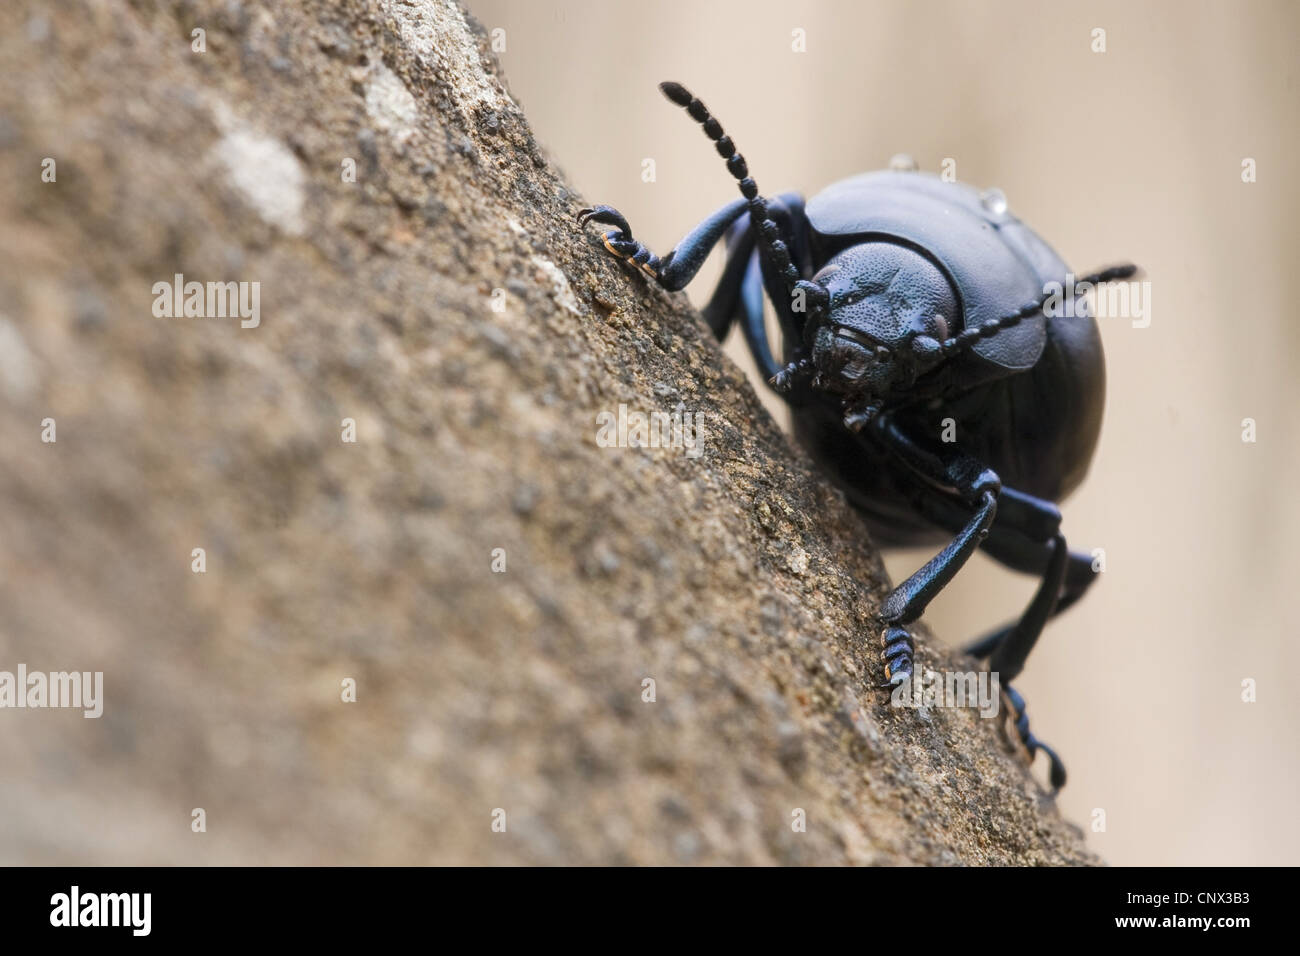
[879,625,915,688]
[579,205,663,279]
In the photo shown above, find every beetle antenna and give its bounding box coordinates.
[658,82,827,313]
[938,263,1140,358]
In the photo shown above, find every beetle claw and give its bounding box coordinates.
[577,203,633,236]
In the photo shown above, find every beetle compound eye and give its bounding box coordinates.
[911,335,942,363]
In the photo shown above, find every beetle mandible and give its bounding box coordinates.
[578,82,1137,790]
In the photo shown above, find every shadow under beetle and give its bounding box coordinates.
[579,82,1137,791]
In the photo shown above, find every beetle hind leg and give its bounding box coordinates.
[1005,685,1067,791]
[964,543,1098,661]
[959,520,1094,792]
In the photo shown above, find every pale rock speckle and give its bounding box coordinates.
[211,102,305,235]
[530,255,582,316]
[0,316,37,401]
[364,62,420,145]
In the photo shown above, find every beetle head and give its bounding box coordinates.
[797,242,956,429]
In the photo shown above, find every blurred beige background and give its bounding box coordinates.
[466,0,1300,865]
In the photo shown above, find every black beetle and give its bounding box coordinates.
[579,82,1137,790]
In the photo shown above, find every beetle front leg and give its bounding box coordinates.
[578,197,748,291]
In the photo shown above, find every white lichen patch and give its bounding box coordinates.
[210,102,305,236]
[530,256,581,316]
[365,62,420,144]
[380,0,514,122]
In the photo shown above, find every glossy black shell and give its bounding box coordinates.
[795,171,1105,546]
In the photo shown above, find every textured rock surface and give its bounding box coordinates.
[0,0,1095,864]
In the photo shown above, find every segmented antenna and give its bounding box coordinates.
[658,82,825,311]
[939,264,1140,357]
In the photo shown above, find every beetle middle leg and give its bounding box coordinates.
[699,211,758,339]
[701,193,811,383]
[963,522,1101,665]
